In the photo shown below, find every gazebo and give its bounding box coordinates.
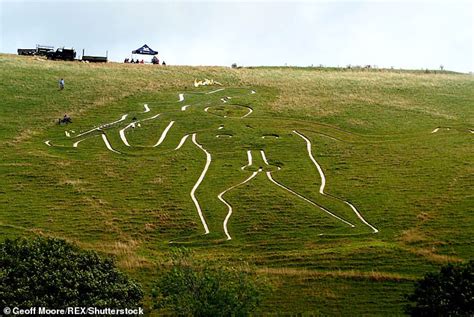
[130,44,158,63]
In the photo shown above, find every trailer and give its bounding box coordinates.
[17,48,36,56]
[81,49,108,63]
[82,55,107,63]
[17,44,54,56]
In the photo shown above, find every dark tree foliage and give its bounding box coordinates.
[152,248,266,316]
[0,237,143,308]
[405,260,473,317]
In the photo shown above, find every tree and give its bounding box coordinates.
[152,248,266,316]
[0,237,143,308]
[405,260,473,316]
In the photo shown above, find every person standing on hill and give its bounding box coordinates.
[59,78,65,90]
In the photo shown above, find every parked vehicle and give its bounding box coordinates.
[46,48,76,61]
[81,49,107,63]
[17,44,54,56]
[35,45,54,56]
[17,49,36,56]
[82,55,107,63]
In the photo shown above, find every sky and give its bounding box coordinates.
[0,0,472,72]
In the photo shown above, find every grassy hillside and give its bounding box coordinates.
[1,54,473,315]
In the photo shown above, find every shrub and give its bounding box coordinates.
[405,260,473,316]
[152,248,266,316]
[0,237,143,308]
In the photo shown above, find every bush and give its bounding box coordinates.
[152,248,266,316]
[0,237,143,308]
[405,260,473,316]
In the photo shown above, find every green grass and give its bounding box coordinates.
[1,54,473,315]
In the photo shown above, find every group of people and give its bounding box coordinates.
[123,57,166,65]
[151,56,166,65]
[58,114,72,125]
[124,58,144,64]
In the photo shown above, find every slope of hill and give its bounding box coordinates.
[1,54,473,315]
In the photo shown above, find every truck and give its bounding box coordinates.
[35,45,55,56]
[17,44,54,56]
[46,48,76,61]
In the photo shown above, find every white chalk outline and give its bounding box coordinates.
[431,128,439,133]
[203,105,252,118]
[153,121,175,147]
[181,105,191,111]
[293,130,378,233]
[194,79,222,88]
[73,139,85,148]
[266,171,355,227]
[241,107,253,118]
[44,140,52,147]
[174,134,189,150]
[65,131,70,137]
[344,201,379,233]
[260,150,269,165]
[101,133,121,154]
[241,150,253,170]
[72,134,100,148]
[178,93,184,102]
[76,114,128,138]
[119,122,135,147]
[219,171,259,240]
[260,150,281,170]
[207,88,225,94]
[191,133,211,234]
[143,104,150,113]
[142,113,161,122]
[293,131,326,194]
[119,113,161,147]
